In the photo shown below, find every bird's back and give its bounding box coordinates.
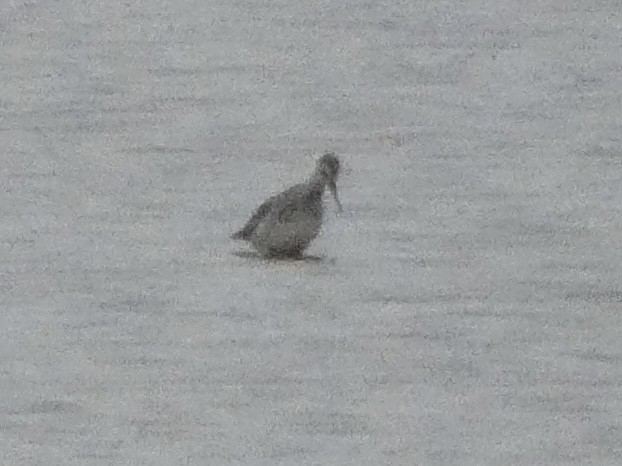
[231,182,321,240]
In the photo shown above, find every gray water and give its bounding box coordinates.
[2,1,621,464]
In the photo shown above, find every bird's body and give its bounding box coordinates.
[231,152,342,259]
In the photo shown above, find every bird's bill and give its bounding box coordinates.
[328,180,342,212]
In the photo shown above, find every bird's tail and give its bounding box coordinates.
[230,230,246,240]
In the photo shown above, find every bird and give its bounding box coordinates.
[231,152,342,259]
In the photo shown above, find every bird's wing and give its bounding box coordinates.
[272,184,308,223]
[231,195,275,240]
[231,185,305,240]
